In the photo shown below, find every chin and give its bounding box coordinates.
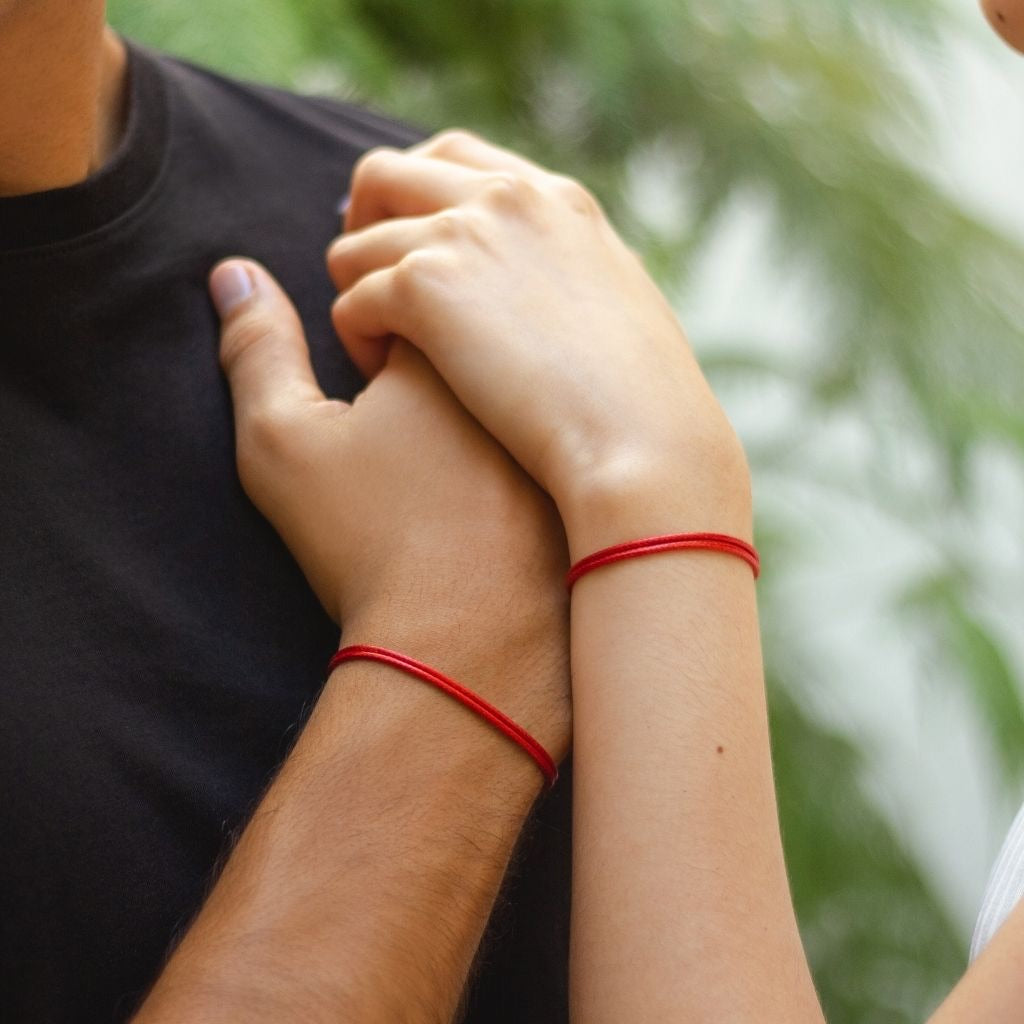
[982,0,1024,52]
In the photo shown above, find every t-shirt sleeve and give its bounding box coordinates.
[970,800,1024,960]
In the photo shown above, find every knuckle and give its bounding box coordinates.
[325,233,348,264]
[392,248,456,303]
[330,292,351,334]
[325,236,351,281]
[431,208,465,240]
[458,206,490,246]
[330,290,351,328]
[480,171,536,212]
[350,145,400,189]
[549,174,601,217]
[426,128,481,158]
[391,250,430,299]
[331,287,378,339]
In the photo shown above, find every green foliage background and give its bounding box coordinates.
[108,1,1024,1019]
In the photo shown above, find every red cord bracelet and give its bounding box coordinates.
[567,532,760,591]
[328,644,558,789]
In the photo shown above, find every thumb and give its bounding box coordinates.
[210,259,328,431]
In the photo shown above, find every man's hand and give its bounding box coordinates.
[130,257,571,1022]
[211,257,570,758]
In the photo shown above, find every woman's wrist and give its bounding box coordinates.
[556,439,753,564]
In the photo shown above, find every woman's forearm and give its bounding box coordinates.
[566,472,824,1024]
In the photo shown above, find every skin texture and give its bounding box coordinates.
[9,1,1024,1020]
[210,262,571,757]
[329,130,821,1024]
[982,0,1024,52]
[5,5,573,1020]
[328,134,748,553]
[0,3,126,195]
[129,265,573,1021]
[329,128,1024,1022]
[929,907,1024,1020]
[132,653,560,1024]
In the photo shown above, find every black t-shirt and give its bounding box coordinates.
[0,38,570,1023]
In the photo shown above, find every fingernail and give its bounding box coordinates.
[210,261,255,318]
[337,193,351,216]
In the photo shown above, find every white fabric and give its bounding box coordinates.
[970,800,1024,961]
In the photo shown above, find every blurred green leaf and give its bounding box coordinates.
[901,571,1024,785]
[770,679,965,1022]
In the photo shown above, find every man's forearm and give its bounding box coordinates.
[131,632,543,1024]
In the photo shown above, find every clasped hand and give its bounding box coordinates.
[210,128,751,763]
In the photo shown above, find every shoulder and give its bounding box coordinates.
[131,39,430,154]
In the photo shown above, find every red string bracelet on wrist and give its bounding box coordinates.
[327,644,559,789]
[567,532,760,591]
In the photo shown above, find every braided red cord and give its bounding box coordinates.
[327,644,558,789]
[567,532,760,591]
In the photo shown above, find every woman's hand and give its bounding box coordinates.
[210,258,571,762]
[326,130,751,555]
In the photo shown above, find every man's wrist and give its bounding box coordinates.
[339,603,571,767]
[133,641,545,1024]
[322,633,549,804]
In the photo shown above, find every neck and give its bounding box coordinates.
[0,3,127,197]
